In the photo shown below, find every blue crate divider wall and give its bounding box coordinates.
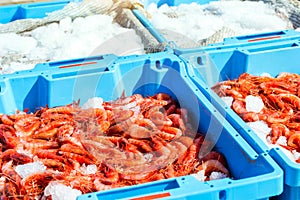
[0,52,283,200]
[179,36,300,200]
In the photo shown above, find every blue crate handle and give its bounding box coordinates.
[33,54,118,72]
[76,175,222,200]
[222,30,300,45]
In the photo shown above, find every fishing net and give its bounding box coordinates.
[0,0,165,53]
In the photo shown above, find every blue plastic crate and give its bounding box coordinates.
[0,52,283,199]
[135,0,300,50]
[0,0,81,24]
[180,39,300,200]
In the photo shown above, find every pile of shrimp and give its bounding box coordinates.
[213,72,300,162]
[0,93,230,199]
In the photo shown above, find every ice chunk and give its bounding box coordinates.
[245,95,264,112]
[221,96,233,107]
[82,97,104,109]
[276,136,287,146]
[15,162,46,179]
[80,164,97,175]
[209,171,228,180]
[260,72,272,77]
[192,170,206,181]
[44,181,82,200]
[247,120,271,146]
[292,150,300,161]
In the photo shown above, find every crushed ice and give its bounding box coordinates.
[209,171,228,180]
[80,164,97,175]
[15,161,47,179]
[43,181,82,200]
[81,97,104,109]
[221,96,233,107]
[245,95,264,113]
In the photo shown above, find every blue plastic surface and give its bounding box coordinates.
[180,39,300,199]
[0,52,283,199]
[0,0,81,24]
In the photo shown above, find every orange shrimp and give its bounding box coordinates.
[93,179,115,191]
[108,137,138,153]
[2,160,22,186]
[1,149,32,165]
[149,111,173,126]
[1,115,14,126]
[269,124,290,143]
[94,165,119,184]
[14,116,41,136]
[177,136,194,148]
[41,113,73,123]
[113,93,144,106]
[107,117,136,135]
[260,81,294,94]
[39,158,71,172]
[59,151,95,165]
[60,143,96,162]
[165,104,177,115]
[2,181,20,199]
[0,125,19,149]
[134,118,157,130]
[44,105,74,114]
[37,120,71,134]
[127,124,153,139]
[231,99,247,115]
[31,127,58,140]
[267,112,290,124]
[34,149,64,162]
[168,113,186,132]
[21,172,54,197]
[278,93,300,110]
[128,138,153,152]
[20,138,59,153]
[198,151,228,167]
[163,164,176,178]
[287,131,300,149]
[286,122,300,131]
[150,135,167,151]
[196,159,230,179]
[156,130,176,141]
[97,120,110,133]
[119,171,155,181]
[57,124,75,138]
[153,93,173,101]
[111,109,134,123]
[160,126,182,139]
